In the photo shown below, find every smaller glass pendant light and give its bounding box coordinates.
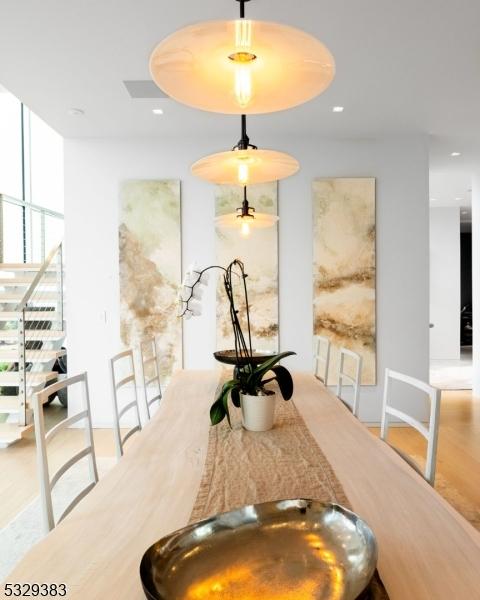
[191,115,299,186]
[215,186,279,237]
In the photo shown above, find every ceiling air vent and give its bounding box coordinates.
[123,80,168,99]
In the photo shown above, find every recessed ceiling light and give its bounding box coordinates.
[450,152,461,157]
[332,106,344,113]
[152,108,164,115]
[461,210,469,215]
[430,198,438,202]
[67,108,85,116]
[455,197,464,201]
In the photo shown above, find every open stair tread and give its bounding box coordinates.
[0,311,61,321]
[0,423,34,445]
[0,292,59,301]
[0,349,65,362]
[0,278,57,286]
[0,371,58,385]
[0,329,65,340]
[0,263,58,271]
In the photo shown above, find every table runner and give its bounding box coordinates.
[189,389,389,599]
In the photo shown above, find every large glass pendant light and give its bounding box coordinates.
[149,0,335,115]
[191,115,299,185]
[215,186,278,237]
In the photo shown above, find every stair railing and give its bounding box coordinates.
[15,241,64,426]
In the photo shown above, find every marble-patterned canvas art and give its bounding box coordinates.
[215,183,278,353]
[313,178,376,385]
[119,180,182,381]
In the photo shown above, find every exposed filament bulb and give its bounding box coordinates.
[230,19,255,108]
[237,162,249,185]
[240,219,251,237]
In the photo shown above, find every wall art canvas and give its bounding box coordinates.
[119,179,182,381]
[215,183,279,353]
[313,178,376,385]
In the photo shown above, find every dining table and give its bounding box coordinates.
[2,370,480,599]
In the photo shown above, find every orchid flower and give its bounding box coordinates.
[178,263,210,319]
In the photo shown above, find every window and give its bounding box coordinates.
[0,88,23,199]
[0,85,64,262]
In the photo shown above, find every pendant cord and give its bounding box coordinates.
[237,0,251,19]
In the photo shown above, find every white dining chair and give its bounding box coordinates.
[381,368,441,486]
[139,336,162,420]
[32,373,99,535]
[314,335,331,384]
[110,348,142,460]
[336,347,363,417]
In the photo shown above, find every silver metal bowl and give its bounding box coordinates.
[140,499,378,599]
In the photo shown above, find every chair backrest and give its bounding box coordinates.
[109,349,142,460]
[381,368,441,485]
[314,335,330,384]
[139,336,162,420]
[336,347,363,417]
[32,373,98,535]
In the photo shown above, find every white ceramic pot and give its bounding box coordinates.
[240,392,276,432]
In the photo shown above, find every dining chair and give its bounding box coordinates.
[380,368,441,486]
[336,347,363,417]
[314,335,331,384]
[139,336,162,420]
[32,373,99,535]
[110,348,142,460]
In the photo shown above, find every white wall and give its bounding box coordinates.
[472,175,480,397]
[64,134,430,426]
[429,207,460,360]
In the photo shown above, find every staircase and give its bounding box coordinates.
[0,242,65,448]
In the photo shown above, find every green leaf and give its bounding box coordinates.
[210,380,239,427]
[250,351,296,384]
[231,386,241,408]
[210,399,226,425]
[222,392,232,428]
[269,365,294,400]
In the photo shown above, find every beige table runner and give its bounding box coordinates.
[189,393,388,599]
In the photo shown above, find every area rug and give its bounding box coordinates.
[0,457,115,580]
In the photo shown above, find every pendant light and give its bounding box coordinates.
[215,186,279,237]
[149,0,335,115]
[191,115,299,185]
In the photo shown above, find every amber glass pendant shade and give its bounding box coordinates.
[149,19,335,114]
[191,148,299,185]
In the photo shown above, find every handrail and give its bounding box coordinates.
[0,193,64,220]
[16,240,63,312]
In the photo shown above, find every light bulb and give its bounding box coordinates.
[230,19,255,108]
[235,19,252,49]
[237,161,249,185]
[240,220,251,237]
[234,64,253,108]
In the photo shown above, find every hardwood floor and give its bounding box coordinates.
[0,391,478,530]
[369,389,480,513]
[0,401,117,529]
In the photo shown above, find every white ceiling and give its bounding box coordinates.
[1,0,479,204]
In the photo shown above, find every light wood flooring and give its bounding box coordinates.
[0,390,478,530]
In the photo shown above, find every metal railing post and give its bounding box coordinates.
[17,312,27,426]
[40,210,46,263]
[56,244,64,330]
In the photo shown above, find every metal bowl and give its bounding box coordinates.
[140,499,378,600]
[213,349,276,366]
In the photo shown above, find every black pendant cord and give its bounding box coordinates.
[232,114,258,151]
[236,0,250,19]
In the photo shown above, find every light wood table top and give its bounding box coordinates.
[3,371,480,599]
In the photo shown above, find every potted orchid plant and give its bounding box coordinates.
[179,259,295,431]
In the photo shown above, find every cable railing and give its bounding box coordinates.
[14,242,65,426]
[0,193,64,264]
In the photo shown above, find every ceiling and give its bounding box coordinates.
[0,0,479,205]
